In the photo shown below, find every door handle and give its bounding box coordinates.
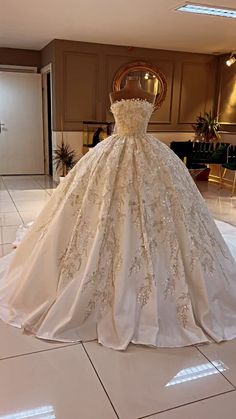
[0,123,5,133]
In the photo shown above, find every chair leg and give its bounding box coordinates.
[220,167,227,189]
[218,165,222,188]
[232,172,236,196]
[222,168,227,179]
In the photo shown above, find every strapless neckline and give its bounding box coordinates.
[110,98,154,109]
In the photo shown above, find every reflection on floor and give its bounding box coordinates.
[197,180,236,227]
[0,175,235,419]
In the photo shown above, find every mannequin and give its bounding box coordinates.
[110,76,155,104]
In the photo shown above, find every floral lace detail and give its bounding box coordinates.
[49,101,234,329]
[8,99,236,344]
[111,99,153,136]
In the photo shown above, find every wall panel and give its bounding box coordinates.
[218,56,236,125]
[63,52,99,124]
[178,62,215,124]
[43,39,219,133]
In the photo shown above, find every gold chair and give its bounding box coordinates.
[222,145,236,196]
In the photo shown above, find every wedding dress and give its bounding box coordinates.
[0,98,236,350]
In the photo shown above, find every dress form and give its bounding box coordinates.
[110,76,155,104]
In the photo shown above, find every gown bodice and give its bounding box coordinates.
[110,99,153,136]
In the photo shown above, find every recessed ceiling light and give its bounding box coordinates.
[176,3,236,19]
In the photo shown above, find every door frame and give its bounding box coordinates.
[41,64,53,175]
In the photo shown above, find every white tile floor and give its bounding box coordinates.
[0,175,236,419]
[198,181,236,227]
[0,175,55,257]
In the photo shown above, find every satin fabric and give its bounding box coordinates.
[0,99,236,350]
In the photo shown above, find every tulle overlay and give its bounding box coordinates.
[0,99,236,350]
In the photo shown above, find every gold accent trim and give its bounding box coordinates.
[112,61,167,111]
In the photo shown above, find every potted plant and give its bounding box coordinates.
[53,140,77,180]
[192,112,221,142]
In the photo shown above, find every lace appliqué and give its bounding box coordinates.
[24,99,236,331]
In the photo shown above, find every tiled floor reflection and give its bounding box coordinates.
[0,175,55,256]
[0,175,235,418]
[197,180,236,226]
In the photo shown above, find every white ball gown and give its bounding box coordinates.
[0,98,236,350]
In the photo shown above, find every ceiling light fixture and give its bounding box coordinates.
[226,52,236,67]
[176,3,236,19]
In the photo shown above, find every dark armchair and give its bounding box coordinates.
[191,142,229,165]
[170,141,230,176]
[170,141,193,168]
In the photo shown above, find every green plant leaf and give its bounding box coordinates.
[53,141,77,175]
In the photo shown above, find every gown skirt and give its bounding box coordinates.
[0,99,236,350]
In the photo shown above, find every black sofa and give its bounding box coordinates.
[170,141,230,169]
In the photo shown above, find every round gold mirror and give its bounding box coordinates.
[112,61,167,110]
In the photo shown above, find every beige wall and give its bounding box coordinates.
[217,54,236,130]
[1,41,235,137]
[0,47,41,68]
[41,39,218,133]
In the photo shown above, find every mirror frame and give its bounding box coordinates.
[112,61,167,110]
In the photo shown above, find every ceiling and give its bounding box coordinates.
[1,0,236,54]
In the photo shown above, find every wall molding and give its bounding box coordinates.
[178,61,213,124]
